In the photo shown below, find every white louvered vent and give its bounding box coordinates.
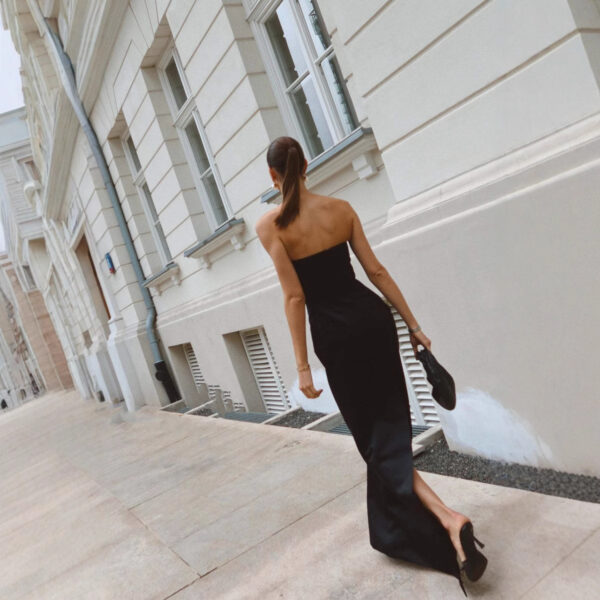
[183,343,205,391]
[207,384,220,402]
[240,326,290,414]
[224,389,244,412]
[222,389,243,412]
[385,301,440,426]
[183,343,243,412]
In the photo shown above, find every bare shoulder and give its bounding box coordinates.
[342,199,384,278]
[336,197,356,216]
[333,196,356,228]
[314,193,348,208]
[314,194,353,222]
[254,207,279,237]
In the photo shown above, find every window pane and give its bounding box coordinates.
[296,0,329,56]
[23,265,36,289]
[154,221,172,261]
[202,171,228,226]
[141,182,172,261]
[126,136,142,174]
[141,182,159,222]
[289,76,332,157]
[165,58,187,111]
[265,1,308,86]
[185,119,210,174]
[320,54,358,135]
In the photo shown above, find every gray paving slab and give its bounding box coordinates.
[0,390,598,599]
[520,527,600,599]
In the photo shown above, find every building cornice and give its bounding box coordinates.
[77,1,128,112]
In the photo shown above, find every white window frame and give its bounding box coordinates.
[246,0,360,159]
[157,43,232,232]
[121,132,172,269]
[19,158,41,183]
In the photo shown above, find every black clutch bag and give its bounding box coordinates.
[415,347,456,410]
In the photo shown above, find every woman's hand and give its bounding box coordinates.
[410,329,431,356]
[299,368,323,399]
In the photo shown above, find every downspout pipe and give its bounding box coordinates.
[38,14,179,404]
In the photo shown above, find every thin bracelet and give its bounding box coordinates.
[408,324,421,334]
[297,364,310,372]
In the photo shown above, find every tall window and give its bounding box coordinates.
[159,46,230,230]
[21,265,37,290]
[260,0,359,158]
[122,134,172,273]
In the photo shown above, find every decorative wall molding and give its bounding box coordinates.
[183,217,246,269]
[142,262,181,296]
[382,112,600,236]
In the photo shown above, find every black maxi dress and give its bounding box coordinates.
[291,240,465,596]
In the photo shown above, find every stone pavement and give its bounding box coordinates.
[1,390,598,599]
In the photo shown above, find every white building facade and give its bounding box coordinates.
[1,0,599,476]
[0,107,72,409]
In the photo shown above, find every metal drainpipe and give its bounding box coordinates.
[38,14,179,404]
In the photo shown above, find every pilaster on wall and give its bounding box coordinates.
[221,1,286,139]
[178,0,286,188]
[128,66,213,258]
[76,141,146,327]
[104,135,163,280]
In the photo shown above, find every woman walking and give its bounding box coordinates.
[255,136,487,597]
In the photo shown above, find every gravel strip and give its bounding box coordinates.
[414,436,600,504]
[271,408,327,428]
[191,407,216,417]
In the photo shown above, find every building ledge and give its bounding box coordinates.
[142,262,181,295]
[260,126,378,204]
[183,217,246,269]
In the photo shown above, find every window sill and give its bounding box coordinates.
[142,262,181,295]
[183,216,246,269]
[260,126,378,204]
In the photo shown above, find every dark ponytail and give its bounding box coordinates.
[266,136,306,229]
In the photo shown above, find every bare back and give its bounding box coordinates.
[274,194,352,261]
[255,193,385,292]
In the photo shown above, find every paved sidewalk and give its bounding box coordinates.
[1,390,598,599]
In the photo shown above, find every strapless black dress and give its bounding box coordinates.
[291,240,464,594]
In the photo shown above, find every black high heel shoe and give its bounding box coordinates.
[456,521,488,596]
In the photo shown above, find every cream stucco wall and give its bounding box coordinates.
[319,0,600,475]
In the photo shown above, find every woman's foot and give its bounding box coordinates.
[444,511,471,563]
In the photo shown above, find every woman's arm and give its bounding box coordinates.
[368,269,419,331]
[255,214,308,365]
[283,295,309,370]
[344,202,418,328]
[344,201,431,353]
[254,213,322,397]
